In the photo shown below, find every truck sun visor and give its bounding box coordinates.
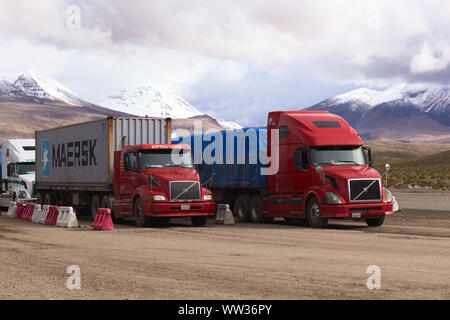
[313,121,341,128]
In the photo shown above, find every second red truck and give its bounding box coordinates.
[175,111,394,228]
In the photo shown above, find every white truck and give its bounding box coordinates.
[0,139,36,206]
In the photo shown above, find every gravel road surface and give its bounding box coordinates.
[0,192,449,300]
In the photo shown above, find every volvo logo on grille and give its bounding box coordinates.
[349,179,381,202]
[170,181,201,202]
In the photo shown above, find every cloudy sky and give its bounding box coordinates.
[0,0,449,126]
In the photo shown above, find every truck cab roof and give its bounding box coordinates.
[122,144,191,152]
[268,111,362,146]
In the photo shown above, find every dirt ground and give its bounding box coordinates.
[0,193,449,300]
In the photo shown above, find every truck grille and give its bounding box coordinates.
[349,179,381,202]
[170,181,201,202]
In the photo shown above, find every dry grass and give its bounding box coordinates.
[372,144,450,190]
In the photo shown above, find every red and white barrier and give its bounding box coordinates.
[31,205,42,224]
[57,207,79,228]
[45,206,59,226]
[93,208,114,231]
[39,205,50,224]
[7,202,17,219]
[15,203,25,220]
[23,203,35,221]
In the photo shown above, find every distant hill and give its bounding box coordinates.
[372,145,450,190]
[0,100,132,143]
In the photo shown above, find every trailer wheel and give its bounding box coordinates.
[134,197,149,227]
[191,216,207,227]
[251,195,265,223]
[365,216,385,227]
[102,195,120,223]
[306,198,328,228]
[90,195,101,220]
[44,193,53,206]
[234,195,251,222]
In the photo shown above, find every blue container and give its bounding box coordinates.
[173,127,268,189]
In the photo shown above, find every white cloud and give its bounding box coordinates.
[0,0,449,126]
[410,42,450,74]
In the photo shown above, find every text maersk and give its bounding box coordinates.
[52,139,98,168]
[178,304,272,317]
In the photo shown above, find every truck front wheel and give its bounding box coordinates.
[134,197,149,228]
[191,216,207,227]
[365,216,385,227]
[306,198,329,228]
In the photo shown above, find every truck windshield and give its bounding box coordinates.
[138,149,194,169]
[310,146,366,166]
[17,162,36,175]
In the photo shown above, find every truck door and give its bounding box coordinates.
[292,148,312,195]
[120,152,139,205]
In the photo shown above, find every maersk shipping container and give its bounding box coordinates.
[36,117,171,192]
[173,127,268,189]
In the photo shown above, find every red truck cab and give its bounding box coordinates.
[113,144,216,227]
[263,111,394,227]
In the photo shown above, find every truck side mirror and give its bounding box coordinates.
[363,147,374,168]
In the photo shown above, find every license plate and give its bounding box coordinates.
[181,205,190,210]
[352,213,362,219]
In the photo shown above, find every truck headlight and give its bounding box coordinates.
[151,195,166,201]
[384,189,393,203]
[326,192,342,204]
[203,195,213,201]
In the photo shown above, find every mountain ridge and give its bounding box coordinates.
[0,71,242,142]
[306,83,450,143]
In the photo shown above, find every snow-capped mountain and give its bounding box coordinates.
[99,86,203,119]
[322,84,450,112]
[0,70,85,105]
[0,71,242,130]
[306,83,450,142]
[99,86,242,129]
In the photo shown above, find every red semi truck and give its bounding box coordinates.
[35,117,216,227]
[175,111,394,228]
[113,143,216,227]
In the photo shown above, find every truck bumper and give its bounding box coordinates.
[143,201,216,218]
[321,202,394,219]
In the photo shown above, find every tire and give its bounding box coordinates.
[234,195,251,222]
[306,198,328,228]
[102,195,120,223]
[44,192,53,206]
[251,195,265,223]
[37,193,45,206]
[134,197,149,227]
[365,216,385,227]
[90,194,101,221]
[191,216,208,227]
